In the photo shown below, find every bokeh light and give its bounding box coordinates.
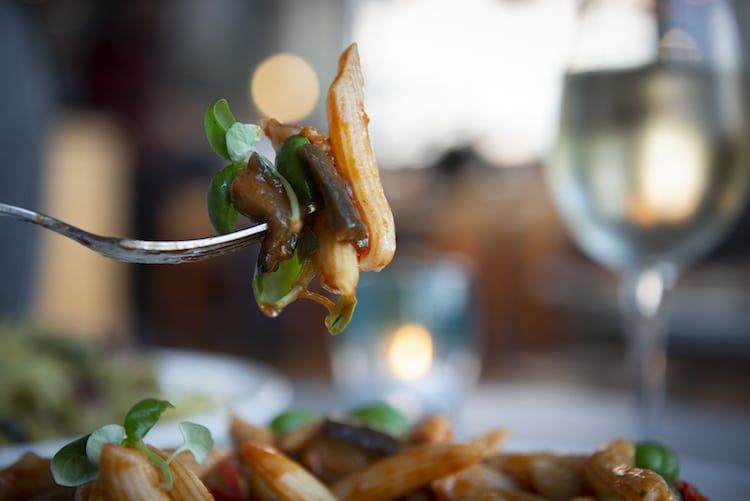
[250,53,319,123]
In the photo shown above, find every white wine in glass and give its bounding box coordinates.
[547,0,749,436]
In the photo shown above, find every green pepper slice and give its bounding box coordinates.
[269,410,320,438]
[348,402,409,436]
[325,295,357,335]
[634,441,679,485]
[207,162,245,234]
[276,135,317,209]
[253,229,316,317]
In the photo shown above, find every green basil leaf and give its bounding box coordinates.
[207,162,245,234]
[204,98,236,160]
[124,398,174,444]
[226,122,263,163]
[325,295,357,335]
[51,434,99,487]
[86,424,125,466]
[167,422,214,465]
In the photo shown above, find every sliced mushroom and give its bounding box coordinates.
[231,153,299,272]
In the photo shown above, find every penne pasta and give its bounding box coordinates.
[470,428,508,458]
[486,452,582,491]
[277,419,323,454]
[327,43,396,272]
[529,455,587,500]
[584,439,676,501]
[475,488,550,501]
[99,444,170,501]
[230,413,274,450]
[167,456,214,501]
[313,212,359,296]
[331,443,483,501]
[409,415,454,445]
[0,452,70,500]
[162,448,232,480]
[75,479,108,501]
[432,463,517,501]
[241,442,337,501]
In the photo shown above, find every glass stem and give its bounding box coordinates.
[619,263,676,438]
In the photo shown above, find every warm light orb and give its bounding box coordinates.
[635,118,707,225]
[250,53,319,122]
[386,323,434,381]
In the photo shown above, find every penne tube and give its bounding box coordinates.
[230,413,274,450]
[313,213,359,296]
[99,444,170,501]
[276,419,323,454]
[432,463,517,501]
[241,442,337,501]
[469,429,508,458]
[0,452,70,500]
[167,456,214,501]
[475,488,549,500]
[584,440,676,501]
[331,443,482,501]
[486,452,582,490]
[162,448,232,480]
[409,415,454,445]
[327,43,396,272]
[529,455,586,500]
[75,479,108,501]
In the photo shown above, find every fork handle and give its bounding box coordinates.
[0,202,268,264]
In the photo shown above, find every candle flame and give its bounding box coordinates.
[386,323,434,381]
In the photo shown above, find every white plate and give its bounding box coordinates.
[0,348,292,467]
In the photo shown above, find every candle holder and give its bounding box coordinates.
[330,255,481,420]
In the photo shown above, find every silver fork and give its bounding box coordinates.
[0,203,267,264]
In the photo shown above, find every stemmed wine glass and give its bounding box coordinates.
[546,0,749,436]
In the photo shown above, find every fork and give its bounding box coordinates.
[0,203,268,264]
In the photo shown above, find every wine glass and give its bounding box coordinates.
[546,0,749,436]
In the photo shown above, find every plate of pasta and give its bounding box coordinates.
[0,399,715,500]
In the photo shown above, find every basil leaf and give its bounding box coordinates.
[325,295,357,335]
[204,98,236,160]
[51,434,99,487]
[167,422,214,465]
[226,122,262,163]
[86,424,125,466]
[124,398,174,443]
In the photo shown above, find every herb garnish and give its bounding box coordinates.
[50,398,213,489]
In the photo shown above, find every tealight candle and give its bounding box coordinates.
[330,256,480,420]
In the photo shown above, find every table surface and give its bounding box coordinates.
[290,379,750,499]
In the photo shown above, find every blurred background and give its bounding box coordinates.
[1,0,750,458]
